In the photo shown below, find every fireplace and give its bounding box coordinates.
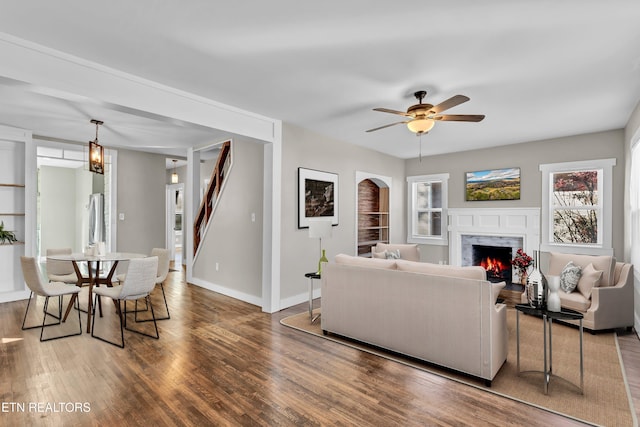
[472,245,512,283]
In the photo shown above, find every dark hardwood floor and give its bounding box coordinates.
[1,266,638,426]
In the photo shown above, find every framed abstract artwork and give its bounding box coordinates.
[465,167,521,201]
[298,167,338,228]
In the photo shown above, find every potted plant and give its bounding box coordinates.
[0,221,18,244]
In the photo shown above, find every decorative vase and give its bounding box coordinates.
[547,275,561,312]
[317,249,328,274]
[519,271,528,286]
[526,250,547,309]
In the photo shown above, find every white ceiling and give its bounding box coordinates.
[0,1,639,160]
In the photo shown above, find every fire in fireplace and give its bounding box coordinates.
[472,245,512,283]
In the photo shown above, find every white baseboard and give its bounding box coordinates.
[0,290,30,304]
[279,287,321,311]
[188,277,262,308]
[188,276,321,313]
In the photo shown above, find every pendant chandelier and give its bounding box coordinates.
[89,119,104,174]
[171,159,179,184]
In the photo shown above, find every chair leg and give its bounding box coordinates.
[136,283,170,322]
[22,292,66,331]
[133,297,150,316]
[91,294,125,348]
[21,291,34,330]
[158,283,170,320]
[24,294,83,342]
[125,295,159,340]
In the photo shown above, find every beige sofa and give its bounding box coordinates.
[321,254,508,385]
[371,243,420,261]
[520,252,634,331]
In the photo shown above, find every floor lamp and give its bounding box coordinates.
[308,218,332,274]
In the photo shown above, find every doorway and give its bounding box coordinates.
[166,183,184,266]
[36,141,114,260]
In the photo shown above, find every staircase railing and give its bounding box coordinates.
[193,140,232,255]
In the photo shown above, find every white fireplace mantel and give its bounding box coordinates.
[448,208,540,267]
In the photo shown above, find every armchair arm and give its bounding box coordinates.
[589,263,634,330]
[490,303,508,379]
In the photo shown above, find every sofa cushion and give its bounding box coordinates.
[576,263,603,299]
[395,260,487,280]
[334,254,397,269]
[548,252,615,287]
[372,249,401,259]
[374,243,420,262]
[560,261,581,293]
[558,289,591,312]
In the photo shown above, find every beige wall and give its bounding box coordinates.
[405,129,626,262]
[191,138,264,300]
[625,101,640,260]
[39,166,77,253]
[116,149,166,254]
[279,123,406,304]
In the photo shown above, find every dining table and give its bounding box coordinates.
[47,252,147,332]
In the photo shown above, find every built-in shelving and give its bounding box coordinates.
[357,179,389,257]
[0,133,29,302]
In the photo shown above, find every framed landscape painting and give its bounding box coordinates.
[298,167,339,228]
[465,167,521,201]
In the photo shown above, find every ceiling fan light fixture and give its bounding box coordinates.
[407,118,435,134]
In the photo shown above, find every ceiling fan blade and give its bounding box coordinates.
[433,114,485,122]
[373,107,412,117]
[430,95,470,114]
[366,121,409,132]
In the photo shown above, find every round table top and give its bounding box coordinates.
[514,303,584,321]
[47,252,147,262]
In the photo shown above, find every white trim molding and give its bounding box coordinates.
[407,173,449,246]
[448,207,540,267]
[539,158,615,256]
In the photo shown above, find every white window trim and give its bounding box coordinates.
[407,173,449,246]
[540,158,615,256]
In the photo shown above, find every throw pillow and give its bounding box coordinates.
[371,251,386,259]
[576,263,603,299]
[385,249,401,259]
[559,261,582,293]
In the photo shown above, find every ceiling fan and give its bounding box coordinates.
[366,90,485,135]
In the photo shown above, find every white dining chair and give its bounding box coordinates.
[91,256,159,348]
[117,248,172,321]
[20,256,82,341]
[46,248,78,284]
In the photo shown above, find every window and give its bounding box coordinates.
[540,159,615,255]
[407,173,449,245]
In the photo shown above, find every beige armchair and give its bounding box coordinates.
[372,243,420,262]
[521,252,633,331]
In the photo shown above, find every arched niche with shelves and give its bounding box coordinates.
[355,172,391,257]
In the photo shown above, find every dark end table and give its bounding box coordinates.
[514,303,584,395]
[304,272,321,323]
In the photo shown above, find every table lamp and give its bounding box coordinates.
[308,218,332,274]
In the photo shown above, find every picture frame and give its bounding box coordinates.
[465,167,521,201]
[298,167,338,228]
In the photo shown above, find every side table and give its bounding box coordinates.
[304,272,321,323]
[515,303,584,395]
